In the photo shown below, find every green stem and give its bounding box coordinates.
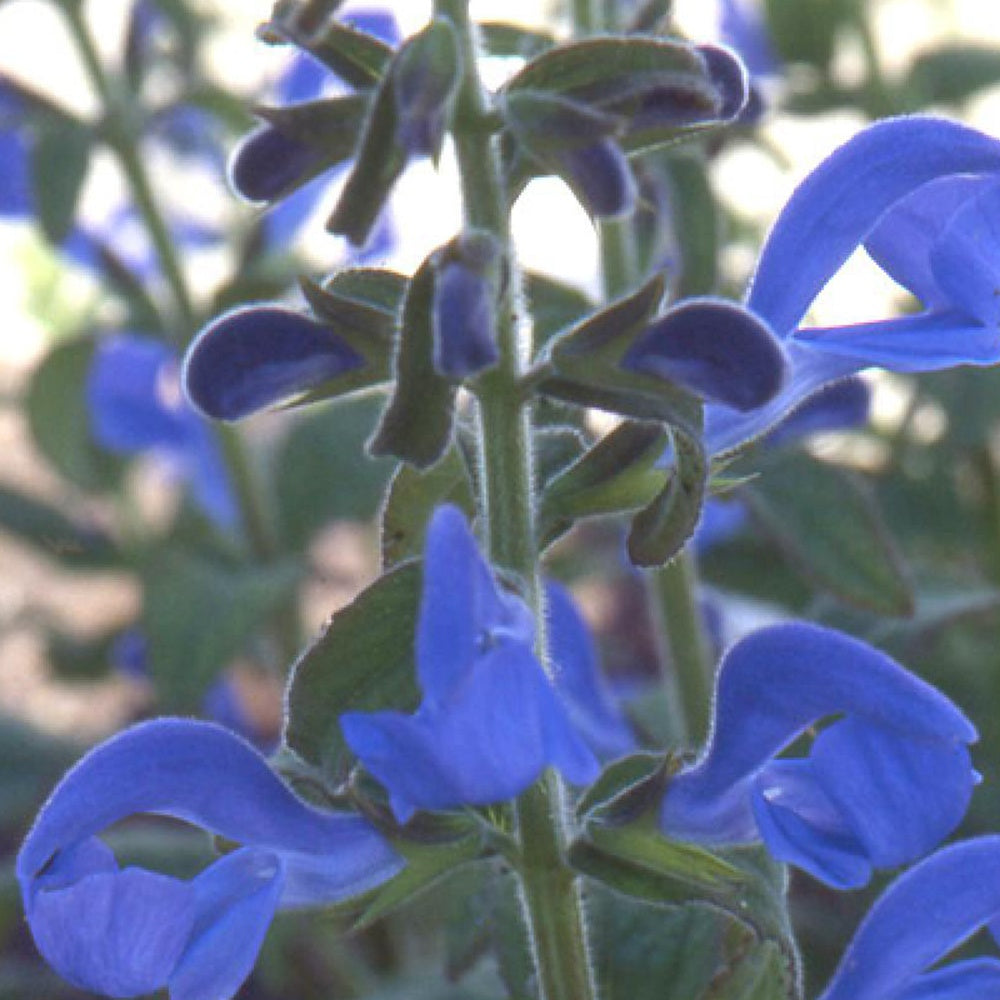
[853,8,895,118]
[61,1,195,338]
[571,0,603,35]
[436,3,597,999]
[647,551,714,745]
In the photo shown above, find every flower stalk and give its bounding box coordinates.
[435,2,598,998]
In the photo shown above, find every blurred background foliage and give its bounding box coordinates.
[2,0,1000,997]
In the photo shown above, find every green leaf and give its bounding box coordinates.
[763,0,850,69]
[284,561,422,782]
[576,751,672,824]
[479,21,555,58]
[381,445,476,568]
[26,338,122,492]
[274,394,394,550]
[142,553,301,710]
[524,272,593,349]
[0,484,119,569]
[705,939,793,1000]
[906,43,1000,106]
[370,256,457,468]
[627,426,707,567]
[267,17,394,89]
[539,421,668,548]
[588,887,723,1000]
[30,119,92,243]
[743,453,914,616]
[353,832,484,930]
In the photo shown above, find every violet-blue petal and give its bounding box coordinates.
[705,344,860,456]
[276,51,329,105]
[183,305,365,421]
[88,335,191,451]
[894,960,1000,1000]
[17,719,403,904]
[793,310,1000,370]
[342,643,599,823]
[0,128,32,217]
[929,180,1000,326]
[560,138,637,218]
[818,837,1000,1000]
[660,622,975,844]
[168,848,283,1000]
[432,260,500,377]
[623,298,787,411]
[229,125,324,204]
[751,758,873,889]
[545,581,636,761]
[864,174,993,306]
[718,0,779,78]
[810,716,974,870]
[693,498,747,552]
[697,44,750,120]
[28,844,194,997]
[748,116,1000,337]
[763,375,869,446]
[416,505,534,703]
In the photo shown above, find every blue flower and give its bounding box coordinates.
[17,719,403,1000]
[341,506,600,823]
[705,116,1000,457]
[819,837,1000,1000]
[660,622,977,888]
[0,81,31,218]
[87,333,238,528]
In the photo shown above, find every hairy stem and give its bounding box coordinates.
[435,3,598,999]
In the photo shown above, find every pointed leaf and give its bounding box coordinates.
[285,562,423,783]
[31,120,91,243]
[743,453,913,615]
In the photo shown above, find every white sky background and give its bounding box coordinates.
[0,0,999,357]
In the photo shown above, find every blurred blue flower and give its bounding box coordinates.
[341,505,600,823]
[706,116,1000,457]
[660,622,977,888]
[0,79,34,218]
[87,333,238,528]
[718,0,778,80]
[17,719,403,1000]
[819,837,1000,1000]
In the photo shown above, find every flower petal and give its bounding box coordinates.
[818,837,1000,1000]
[793,310,1000,370]
[17,719,403,902]
[88,335,191,452]
[747,116,1000,337]
[432,259,500,378]
[622,297,787,411]
[895,960,1000,1000]
[660,622,975,844]
[342,643,598,823]
[930,179,1000,326]
[752,759,872,889]
[168,848,283,1000]
[810,715,975,870]
[559,138,637,219]
[228,125,325,204]
[864,173,993,306]
[29,852,194,997]
[416,505,534,703]
[183,305,365,421]
[704,343,861,456]
[545,581,635,761]
[762,375,869,446]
